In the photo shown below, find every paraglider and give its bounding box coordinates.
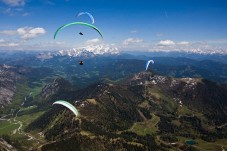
[52,100,79,117]
[145,60,154,70]
[79,32,83,35]
[79,61,83,65]
[54,22,103,39]
[77,12,95,24]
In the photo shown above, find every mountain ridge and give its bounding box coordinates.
[24,71,227,150]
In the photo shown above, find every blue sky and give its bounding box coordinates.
[0,0,227,53]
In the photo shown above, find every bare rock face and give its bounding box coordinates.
[125,71,168,85]
[0,138,17,151]
[0,65,22,107]
[0,88,15,106]
[40,78,74,99]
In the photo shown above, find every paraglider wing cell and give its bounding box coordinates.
[77,12,95,24]
[53,100,79,117]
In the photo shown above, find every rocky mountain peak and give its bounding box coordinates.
[0,65,23,107]
[40,78,74,99]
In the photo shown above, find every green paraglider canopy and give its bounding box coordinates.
[54,22,103,39]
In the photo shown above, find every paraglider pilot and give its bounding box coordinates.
[79,61,83,65]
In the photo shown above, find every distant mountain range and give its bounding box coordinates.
[1,49,227,64]
[36,47,119,60]
[0,49,227,150]
[1,50,227,87]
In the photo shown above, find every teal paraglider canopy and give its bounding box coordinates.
[54,22,103,39]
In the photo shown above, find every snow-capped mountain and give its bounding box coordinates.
[57,48,95,58]
[84,44,119,55]
[187,48,227,55]
[36,45,119,59]
[57,44,119,57]
[150,48,227,55]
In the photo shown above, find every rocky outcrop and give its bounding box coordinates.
[0,138,17,151]
[0,65,22,107]
[40,78,75,99]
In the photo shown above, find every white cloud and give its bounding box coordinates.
[0,27,46,40]
[86,38,100,45]
[0,40,70,51]
[123,38,143,45]
[0,30,17,35]
[0,41,19,47]
[178,41,190,45]
[206,39,227,44]
[146,39,227,54]
[155,40,190,51]
[0,39,5,43]
[158,40,175,46]
[26,41,68,50]
[2,6,29,16]
[17,27,46,40]
[5,42,19,47]
[2,0,26,7]
[0,39,18,47]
